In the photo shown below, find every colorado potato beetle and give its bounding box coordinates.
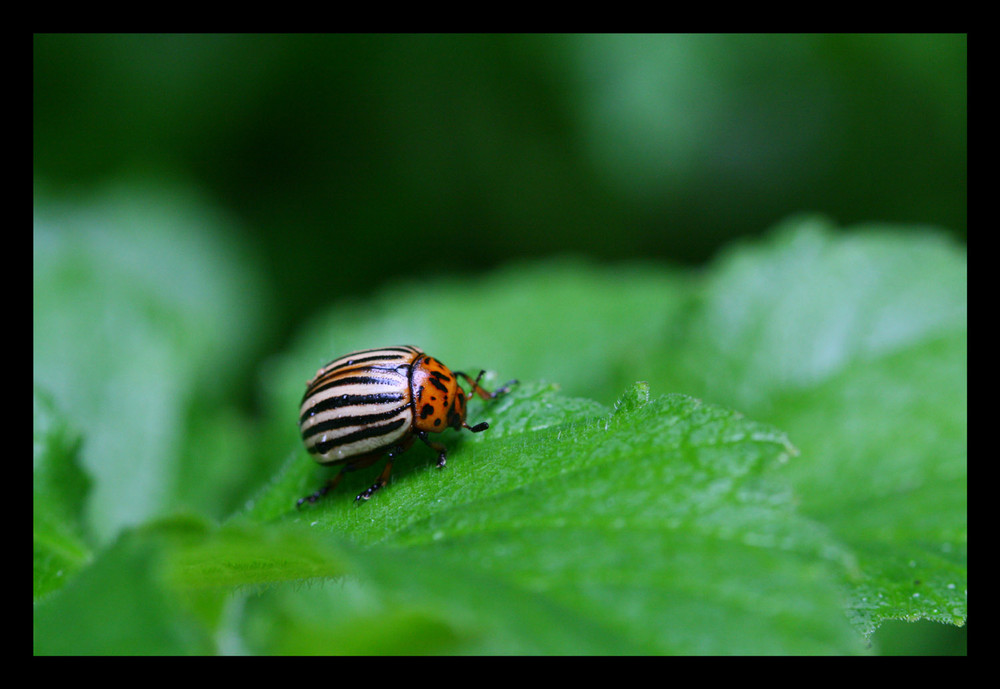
[297,345,516,506]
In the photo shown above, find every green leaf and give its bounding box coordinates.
[772,332,967,636]
[665,217,967,410]
[33,199,965,653]
[33,387,92,601]
[34,519,216,655]
[33,185,271,541]
[670,218,967,637]
[370,391,858,654]
[245,384,858,653]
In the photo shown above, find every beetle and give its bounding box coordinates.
[297,345,516,506]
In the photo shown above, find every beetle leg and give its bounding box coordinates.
[296,466,347,508]
[453,371,517,434]
[354,439,412,502]
[355,457,395,501]
[455,370,518,400]
[417,430,448,468]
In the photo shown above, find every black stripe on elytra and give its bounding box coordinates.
[300,391,406,424]
[312,418,407,456]
[319,348,416,375]
[302,403,410,440]
[304,374,405,401]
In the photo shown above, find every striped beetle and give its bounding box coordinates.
[297,345,516,506]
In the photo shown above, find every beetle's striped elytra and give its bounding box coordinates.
[297,345,516,507]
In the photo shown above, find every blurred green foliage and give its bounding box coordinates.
[34,34,966,340]
[34,204,965,653]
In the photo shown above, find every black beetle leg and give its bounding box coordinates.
[296,466,346,509]
[417,430,448,468]
[356,444,410,501]
[355,458,394,502]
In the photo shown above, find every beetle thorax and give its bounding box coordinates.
[411,355,466,433]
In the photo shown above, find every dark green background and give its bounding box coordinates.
[34,34,966,350]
